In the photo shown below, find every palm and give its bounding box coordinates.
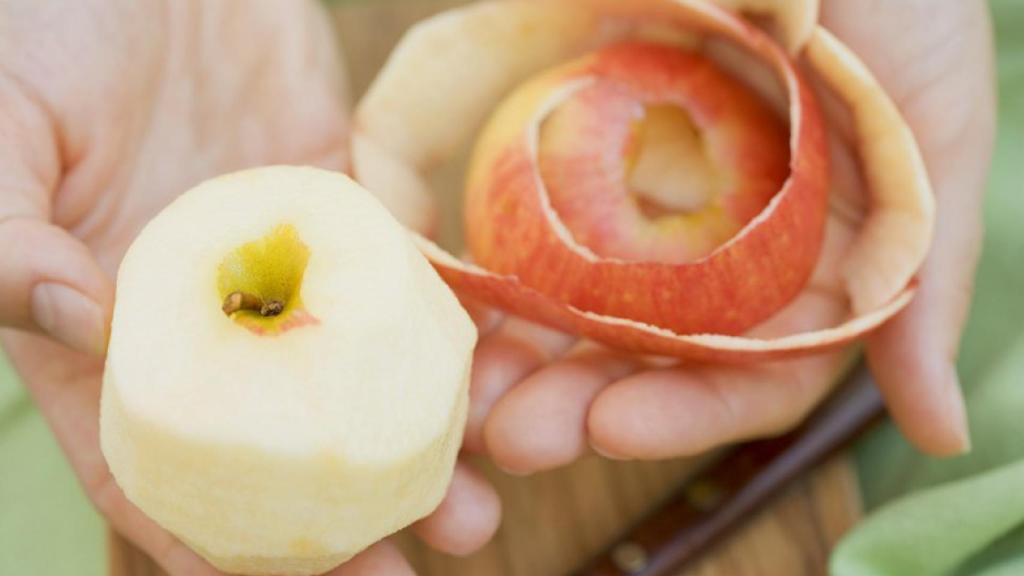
[16,0,349,276]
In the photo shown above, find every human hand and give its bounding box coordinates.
[456,0,995,471]
[0,1,498,574]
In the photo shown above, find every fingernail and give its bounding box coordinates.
[945,369,972,455]
[590,441,630,461]
[494,461,532,477]
[31,282,107,355]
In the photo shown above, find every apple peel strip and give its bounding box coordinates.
[414,234,915,363]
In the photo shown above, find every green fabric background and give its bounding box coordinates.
[0,356,105,576]
[0,1,1021,575]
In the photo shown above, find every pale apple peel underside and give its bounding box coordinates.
[805,27,935,314]
[352,1,603,233]
[353,0,934,361]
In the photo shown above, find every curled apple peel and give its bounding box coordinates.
[464,39,824,337]
[354,0,934,362]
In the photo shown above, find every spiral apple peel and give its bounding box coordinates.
[353,0,934,362]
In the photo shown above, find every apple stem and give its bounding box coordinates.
[222,291,285,317]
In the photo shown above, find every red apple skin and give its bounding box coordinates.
[419,235,914,363]
[464,39,828,336]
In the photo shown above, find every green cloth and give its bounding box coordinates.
[0,354,105,576]
[833,1,1024,574]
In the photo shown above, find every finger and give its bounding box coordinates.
[822,0,997,455]
[484,343,637,474]
[866,150,987,455]
[458,295,503,337]
[1,219,113,354]
[331,541,416,576]
[589,350,850,459]
[0,76,112,354]
[865,100,989,455]
[588,290,851,459]
[464,316,575,453]
[412,460,501,556]
[103,489,222,576]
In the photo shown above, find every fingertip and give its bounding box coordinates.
[481,399,544,476]
[944,374,971,455]
[867,279,973,457]
[586,394,630,461]
[333,541,415,576]
[924,363,971,456]
[485,349,635,473]
[413,462,501,557]
[465,319,575,454]
[869,343,970,457]
[465,334,547,453]
[587,375,691,461]
[0,218,112,354]
[904,370,971,458]
[458,297,502,336]
[30,282,109,355]
[157,541,222,576]
[589,356,844,461]
[484,370,585,474]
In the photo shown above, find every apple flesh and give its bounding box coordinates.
[101,166,476,575]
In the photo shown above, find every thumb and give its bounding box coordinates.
[0,81,112,355]
[822,0,996,455]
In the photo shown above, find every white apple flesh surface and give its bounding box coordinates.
[100,166,477,576]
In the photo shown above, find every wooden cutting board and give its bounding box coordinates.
[110,455,860,576]
[108,2,863,574]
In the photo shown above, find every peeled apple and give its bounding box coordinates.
[101,166,476,575]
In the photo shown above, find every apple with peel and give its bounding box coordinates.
[100,166,477,576]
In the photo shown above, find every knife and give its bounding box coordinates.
[573,363,884,576]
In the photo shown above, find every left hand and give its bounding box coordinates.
[464,0,996,473]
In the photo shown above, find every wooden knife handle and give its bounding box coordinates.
[573,364,883,576]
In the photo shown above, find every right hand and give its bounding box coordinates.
[0,1,500,573]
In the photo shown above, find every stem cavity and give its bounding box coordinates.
[222,291,285,318]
